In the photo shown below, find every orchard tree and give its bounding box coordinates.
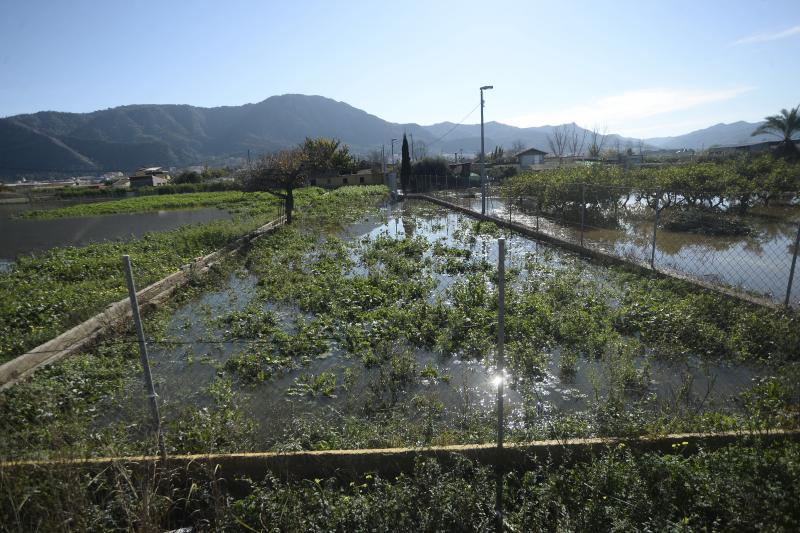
[244,137,358,223]
[244,148,307,223]
[302,137,356,174]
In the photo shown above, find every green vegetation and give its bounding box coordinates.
[54,179,241,199]
[245,137,359,222]
[0,188,325,363]
[2,442,798,531]
[400,134,411,191]
[172,166,232,184]
[0,188,797,530]
[752,105,800,158]
[24,190,287,219]
[504,154,800,215]
[1,192,796,456]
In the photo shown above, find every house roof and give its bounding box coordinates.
[516,147,548,157]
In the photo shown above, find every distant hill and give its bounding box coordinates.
[643,121,772,150]
[0,95,436,176]
[0,94,780,177]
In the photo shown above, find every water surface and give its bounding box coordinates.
[0,203,232,265]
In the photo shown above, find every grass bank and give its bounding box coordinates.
[22,190,283,219]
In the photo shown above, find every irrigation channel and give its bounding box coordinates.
[76,198,779,454]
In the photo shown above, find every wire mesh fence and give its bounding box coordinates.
[417,179,800,308]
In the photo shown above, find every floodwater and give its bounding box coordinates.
[139,199,763,442]
[434,188,800,306]
[0,201,232,268]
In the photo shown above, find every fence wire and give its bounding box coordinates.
[418,179,800,308]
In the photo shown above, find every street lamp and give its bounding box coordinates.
[480,85,493,215]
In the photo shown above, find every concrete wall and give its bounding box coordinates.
[2,430,796,482]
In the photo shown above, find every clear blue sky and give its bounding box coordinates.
[1,0,798,137]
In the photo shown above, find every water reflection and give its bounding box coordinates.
[434,189,799,304]
[132,200,766,443]
[0,203,232,263]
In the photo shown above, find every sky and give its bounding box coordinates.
[0,0,798,138]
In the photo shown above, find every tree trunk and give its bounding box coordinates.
[286,188,294,224]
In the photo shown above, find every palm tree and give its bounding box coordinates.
[752,105,800,158]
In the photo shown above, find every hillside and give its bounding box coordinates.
[644,121,771,150]
[0,94,780,176]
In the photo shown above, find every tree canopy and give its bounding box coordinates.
[753,105,800,158]
[400,134,411,191]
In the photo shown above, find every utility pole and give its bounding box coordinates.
[480,85,493,215]
[391,138,398,167]
[381,144,385,174]
[410,133,414,161]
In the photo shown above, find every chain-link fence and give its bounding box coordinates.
[421,181,800,308]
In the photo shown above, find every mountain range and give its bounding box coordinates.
[0,94,774,177]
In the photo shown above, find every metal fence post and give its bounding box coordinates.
[785,221,800,307]
[580,183,585,248]
[122,255,167,461]
[650,189,661,269]
[496,237,505,447]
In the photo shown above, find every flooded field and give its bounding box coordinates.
[432,188,800,305]
[0,201,232,266]
[116,199,768,447]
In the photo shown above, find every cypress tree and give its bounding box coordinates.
[400,134,411,191]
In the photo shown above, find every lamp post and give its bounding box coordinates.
[480,85,493,215]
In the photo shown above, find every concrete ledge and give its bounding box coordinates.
[404,193,781,310]
[0,216,286,391]
[1,430,797,481]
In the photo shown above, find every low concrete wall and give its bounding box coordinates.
[405,193,779,309]
[2,430,797,481]
[0,216,286,391]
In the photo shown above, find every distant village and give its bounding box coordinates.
[3,137,797,195]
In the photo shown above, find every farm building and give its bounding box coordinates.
[309,169,385,188]
[129,167,171,189]
[516,147,548,167]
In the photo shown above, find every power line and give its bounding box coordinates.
[425,103,481,147]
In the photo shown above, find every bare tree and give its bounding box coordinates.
[547,125,568,163]
[367,148,383,165]
[588,125,608,159]
[243,148,308,224]
[566,124,588,158]
[414,140,429,160]
[510,140,526,154]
